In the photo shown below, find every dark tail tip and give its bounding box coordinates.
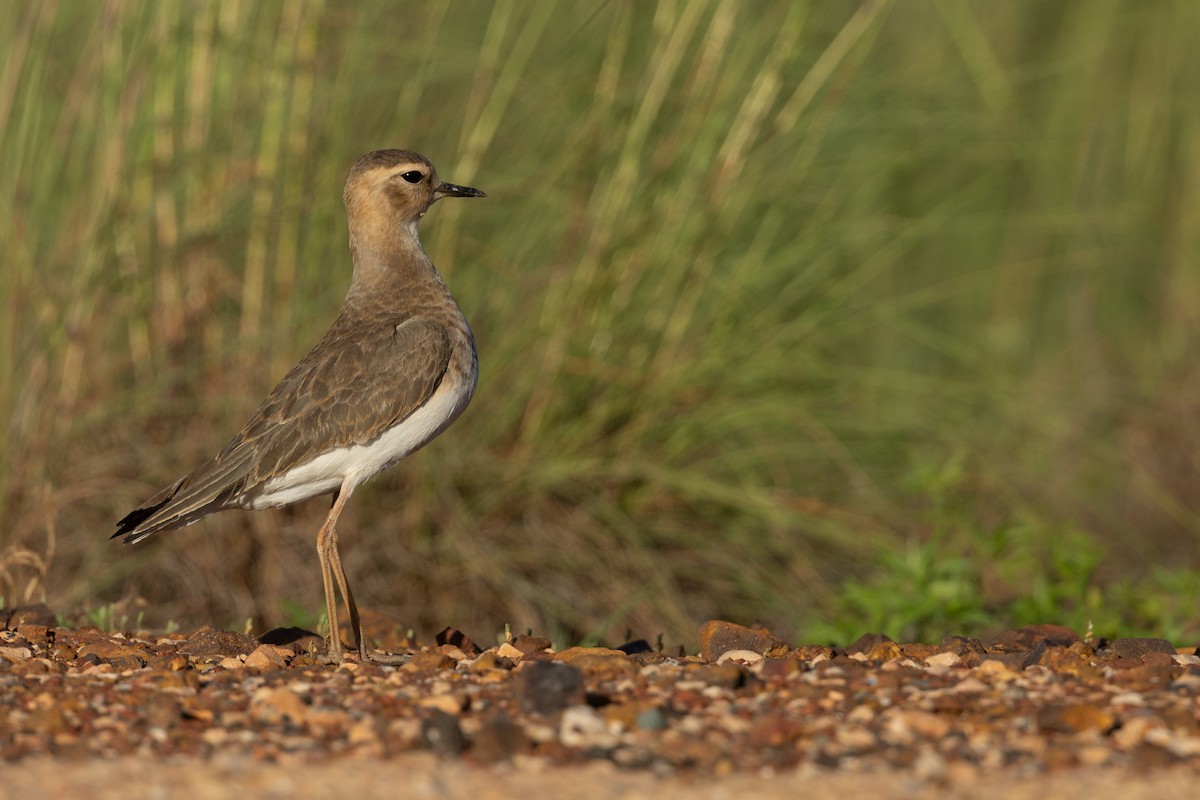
[111,501,169,543]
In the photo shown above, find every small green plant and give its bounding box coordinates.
[805,537,991,644]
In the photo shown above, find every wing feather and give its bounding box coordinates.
[112,312,455,542]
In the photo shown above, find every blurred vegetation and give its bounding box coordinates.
[3,1,1200,648]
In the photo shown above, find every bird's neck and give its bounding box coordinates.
[344,229,452,315]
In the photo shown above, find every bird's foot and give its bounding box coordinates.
[365,650,410,666]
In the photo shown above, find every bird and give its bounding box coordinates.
[112,149,485,663]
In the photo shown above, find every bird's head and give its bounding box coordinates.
[344,149,485,253]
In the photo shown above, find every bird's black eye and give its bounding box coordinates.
[400,170,423,184]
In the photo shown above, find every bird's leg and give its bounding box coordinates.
[326,526,364,659]
[315,483,355,662]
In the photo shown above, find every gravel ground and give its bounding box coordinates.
[2,607,1197,797]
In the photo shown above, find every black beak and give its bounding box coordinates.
[435,182,486,199]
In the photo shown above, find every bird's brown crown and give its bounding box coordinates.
[344,149,442,226]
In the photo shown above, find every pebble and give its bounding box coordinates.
[924,651,962,668]
[495,642,524,660]
[635,707,667,731]
[1036,703,1115,734]
[243,645,288,670]
[471,716,530,762]
[716,649,764,667]
[420,709,467,755]
[516,661,584,715]
[1108,637,1177,659]
[250,686,308,724]
[560,705,618,749]
[0,646,32,661]
[3,612,1200,780]
[697,620,782,661]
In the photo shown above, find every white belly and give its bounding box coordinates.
[245,373,474,509]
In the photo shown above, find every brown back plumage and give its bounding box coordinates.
[113,149,482,543]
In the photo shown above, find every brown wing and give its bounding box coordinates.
[112,315,452,542]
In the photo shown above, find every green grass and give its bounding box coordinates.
[3,1,1200,648]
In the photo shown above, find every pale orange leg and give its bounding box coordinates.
[326,522,365,659]
[315,482,356,662]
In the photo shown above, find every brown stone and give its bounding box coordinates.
[686,662,746,689]
[177,627,258,658]
[144,695,182,729]
[900,643,939,661]
[1111,661,1180,687]
[0,645,32,662]
[939,635,987,657]
[243,644,289,669]
[1036,703,1115,734]
[16,624,49,643]
[552,647,634,678]
[1032,645,1101,680]
[864,641,904,662]
[746,712,803,748]
[698,620,782,661]
[471,716,530,763]
[468,651,512,672]
[512,634,552,656]
[846,632,894,655]
[3,604,56,629]
[1022,624,1080,647]
[405,649,455,671]
[761,655,802,678]
[250,686,308,724]
[980,653,1028,673]
[553,645,626,662]
[76,642,148,670]
[1108,637,1177,660]
[990,625,1079,651]
[420,709,467,755]
[792,644,833,661]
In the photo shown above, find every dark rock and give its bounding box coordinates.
[617,639,653,655]
[515,660,584,715]
[421,709,467,755]
[259,627,322,652]
[436,626,480,656]
[1107,638,1177,660]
